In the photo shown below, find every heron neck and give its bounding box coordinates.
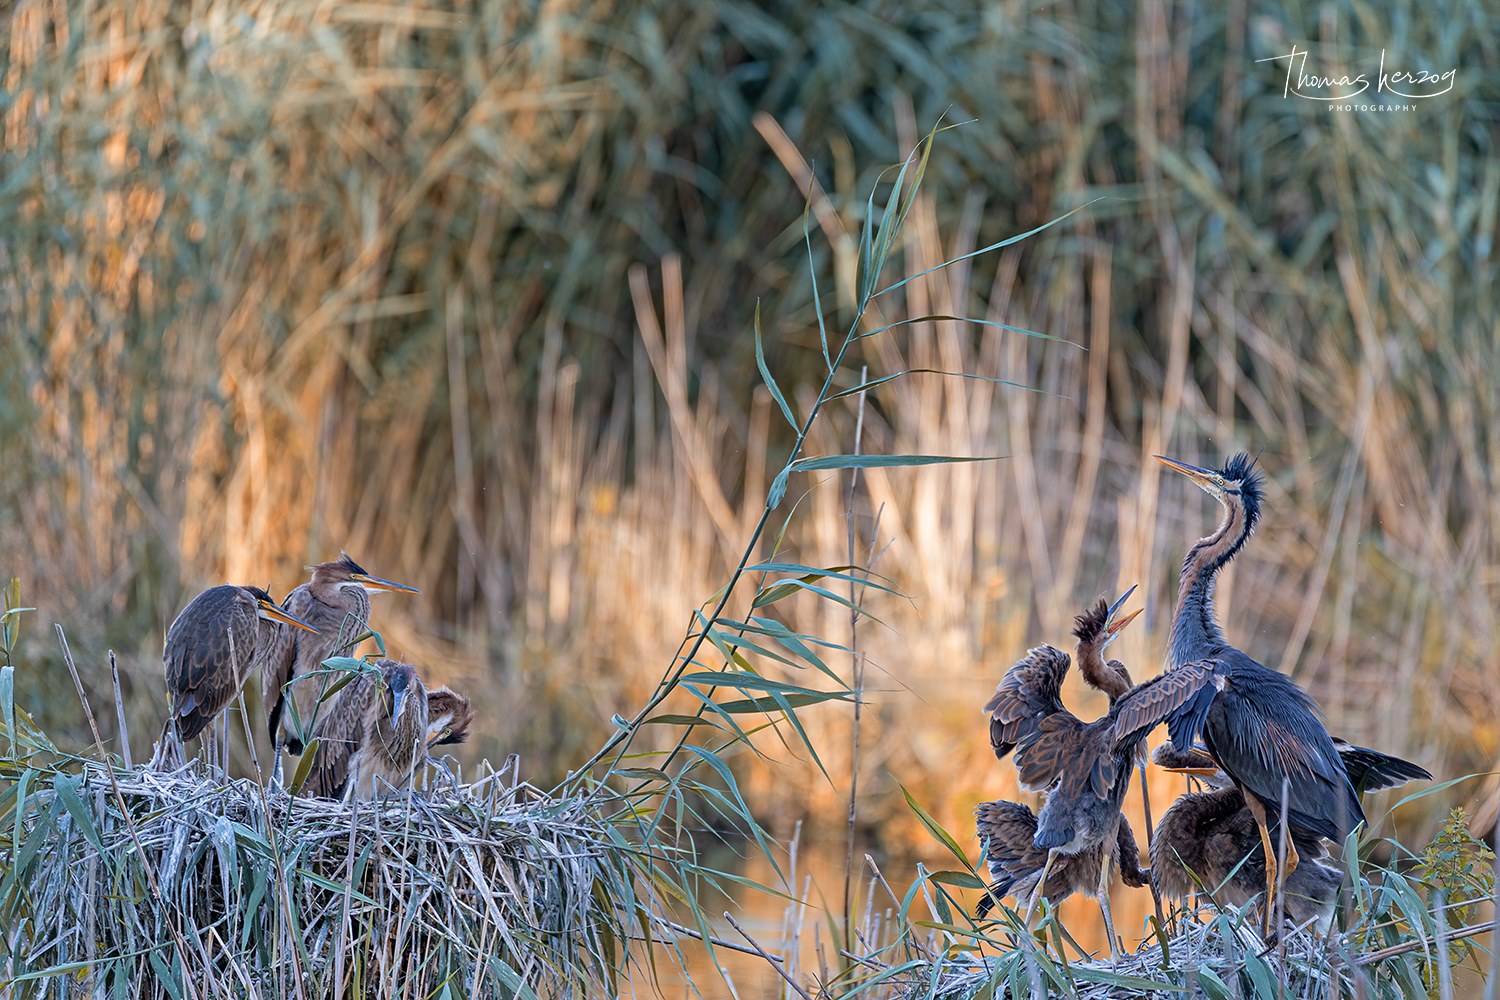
[1168,499,1249,667]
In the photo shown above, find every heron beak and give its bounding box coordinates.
[257,600,320,634]
[1103,607,1143,642]
[1162,766,1222,777]
[1105,584,1138,622]
[352,572,421,595]
[1154,454,1220,489]
[391,685,409,725]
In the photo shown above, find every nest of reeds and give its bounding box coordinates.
[3,757,638,998]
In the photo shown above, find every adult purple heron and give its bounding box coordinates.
[1155,452,1370,933]
[154,585,319,770]
[302,659,431,800]
[261,553,420,759]
[979,595,1217,955]
[1149,741,1428,932]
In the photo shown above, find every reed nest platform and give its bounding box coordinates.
[866,892,1489,1000]
[2,758,640,998]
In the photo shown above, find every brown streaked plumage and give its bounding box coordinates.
[981,595,1216,955]
[983,591,1142,763]
[154,585,318,769]
[303,659,430,800]
[1150,742,1427,933]
[1071,587,1142,701]
[424,685,474,748]
[1151,786,1341,933]
[975,800,1147,918]
[261,552,420,756]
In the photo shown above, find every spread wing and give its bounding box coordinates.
[1109,660,1220,750]
[974,799,1045,915]
[1013,712,1088,792]
[302,673,377,799]
[1332,740,1431,794]
[983,644,1071,761]
[165,586,257,742]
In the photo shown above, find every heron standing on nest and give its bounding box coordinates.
[302,659,431,800]
[979,594,1219,956]
[1149,741,1428,932]
[261,553,420,771]
[1155,452,1365,935]
[154,585,319,772]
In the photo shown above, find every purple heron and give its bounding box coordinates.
[1149,741,1427,932]
[1155,452,1371,933]
[261,552,420,758]
[979,595,1218,955]
[301,659,430,800]
[154,585,318,770]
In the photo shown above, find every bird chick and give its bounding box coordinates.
[304,659,430,800]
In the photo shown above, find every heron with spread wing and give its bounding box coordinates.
[978,594,1220,955]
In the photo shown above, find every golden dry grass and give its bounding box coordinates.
[3,0,1496,868]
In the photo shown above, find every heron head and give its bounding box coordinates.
[387,667,412,725]
[1154,452,1264,526]
[306,552,422,596]
[247,587,319,633]
[425,686,474,746]
[1071,585,1141,651]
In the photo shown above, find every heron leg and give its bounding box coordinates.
[1243,795,1278,936]
[1024,849,1058,924]
[1097,846,1118,960]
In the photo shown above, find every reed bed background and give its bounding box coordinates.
[3,0,1499,991]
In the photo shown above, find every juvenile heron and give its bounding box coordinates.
[154,585,318,770]
[975,800,1147,918]
[424,685,474,748]
[303,659,430,800]
[984,590,1141,762]
[1156,452,1363,933]
[262,553,420,758]
[980,597,1220,955]
[1149,742,1428,932]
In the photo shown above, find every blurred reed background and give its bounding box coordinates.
[2,0,1497,879]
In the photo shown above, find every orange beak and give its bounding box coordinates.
[352,572,421,595]
[1154,454,1219,488]
[257,599,320,634]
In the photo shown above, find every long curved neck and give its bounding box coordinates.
[1168,498,1251,668]
[310,580,372,648]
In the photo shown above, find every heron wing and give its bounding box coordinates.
[1331,740,1431,794]
[1108,660,1220,750]
[1204,649,1363,841]
[983,644,1071,760]
[1013,711,1088,792]
[165,586,257,742]
[975,799,1045,871]
[303,674,376,798]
